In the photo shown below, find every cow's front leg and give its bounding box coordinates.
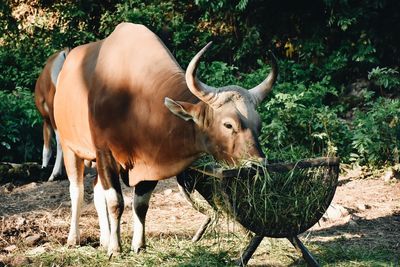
[96,150,124,257]
[93,175,110,249]
[131,180,157,253]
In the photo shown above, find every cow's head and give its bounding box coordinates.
[165,42,278,165]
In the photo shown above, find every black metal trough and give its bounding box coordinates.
[177,157,340,266]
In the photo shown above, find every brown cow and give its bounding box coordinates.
[34,48,69,181]
[54,23,277,256]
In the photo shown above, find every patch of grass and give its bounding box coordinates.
[6,231,398,266]
[315,242,399,266]
[30,246,110,266]
[25,236,236,267]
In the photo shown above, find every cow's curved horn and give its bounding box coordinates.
[186,42,217,104]
[249,52,278,106]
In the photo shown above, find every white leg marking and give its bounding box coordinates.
[132,188,153,253]
[48,130,63,181]
[104,187,124,256]
[93,177,110,249]
[42,144,52,168]
[67,179,84,246]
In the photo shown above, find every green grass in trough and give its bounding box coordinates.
[190,157,338,237]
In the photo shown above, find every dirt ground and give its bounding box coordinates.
[0,166,399,265]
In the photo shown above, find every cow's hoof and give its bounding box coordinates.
[107,247,121,258]
[48,172,63,182]
[99,236,109,250]
[67,233,80,247]
[131,244,146,254]
[66,240,79,248]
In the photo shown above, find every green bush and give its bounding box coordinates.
[0,0,399,167]
[0,89,41,163]
[258,80,351,162]
[368,66,400,92]
[351,98,400,165]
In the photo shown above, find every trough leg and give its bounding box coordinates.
[235,235,264,266]
[288,236,320,267]
[177,182,196,207]
[177,181,212,242]
[192,216,212,242]
[176,174,216,242]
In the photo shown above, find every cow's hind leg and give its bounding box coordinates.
[93,175,110,249]
[96,150,124,256]
[63,146,85,247]
[41,120,53,168]
[131,180,158,253]
[48,130,64,181]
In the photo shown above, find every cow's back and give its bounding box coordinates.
[95,23,183,90]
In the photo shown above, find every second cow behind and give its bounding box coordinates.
[35,48,69,181]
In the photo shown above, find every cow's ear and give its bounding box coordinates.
[164,97,196,122]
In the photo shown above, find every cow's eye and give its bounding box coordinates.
[224,122,233,129]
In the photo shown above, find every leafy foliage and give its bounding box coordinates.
[368,66,400,91]
[0,0,399,166]
[0,89,41,162]
[351,98,400,165]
